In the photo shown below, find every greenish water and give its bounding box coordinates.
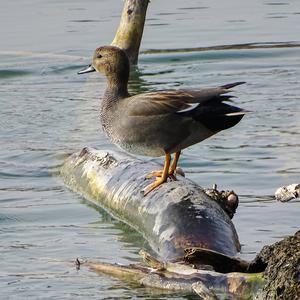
[1,0,300,299]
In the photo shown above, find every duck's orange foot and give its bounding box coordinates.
[145,170,163,179]
[143,177,167,196]
[145,170,177,181]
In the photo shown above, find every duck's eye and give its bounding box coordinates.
[97,54,102,59]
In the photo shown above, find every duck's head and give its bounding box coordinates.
[78,46,130,81]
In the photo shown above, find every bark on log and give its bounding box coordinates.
[111,0,149,65]
[61,147,240,261]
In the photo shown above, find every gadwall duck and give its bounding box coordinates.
[79,46,246,195]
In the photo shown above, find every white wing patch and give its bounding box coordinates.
[177,103,200,113]
[224,111,247,116]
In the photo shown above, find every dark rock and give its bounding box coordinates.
[253,230,300,299]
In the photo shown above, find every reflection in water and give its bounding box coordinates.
[82,199,152,258]
[128,67,151,94]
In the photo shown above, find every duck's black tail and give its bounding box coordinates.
[192,95,247,132]
[176,81,247,132]
[221,81,246,90]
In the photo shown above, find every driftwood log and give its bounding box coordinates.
[61,147,240,261]
[61,148,299,299]
[111,0,149,65]
[61,147,265,299]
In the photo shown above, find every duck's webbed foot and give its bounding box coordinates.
[145,151,182,183]
[143,153,171,196]
[145,170,164,179]
[143,176,168,196]
[145,170,177,180]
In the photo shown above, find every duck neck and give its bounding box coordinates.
[104,70,129,99]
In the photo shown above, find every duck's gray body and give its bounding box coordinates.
[101,96,205,157]
[100,84,246,157]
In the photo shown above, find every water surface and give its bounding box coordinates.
[1,0,300,299]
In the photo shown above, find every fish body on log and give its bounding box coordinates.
[61,147,240,261]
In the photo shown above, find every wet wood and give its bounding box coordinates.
[61,147,240,261]
[85,249,263,299]
[111,0,149,65]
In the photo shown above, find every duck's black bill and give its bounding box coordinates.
[78,65,96,74]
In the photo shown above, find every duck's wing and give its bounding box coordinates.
[127,82,245,116]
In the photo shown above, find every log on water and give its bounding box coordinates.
[61,147,240,261]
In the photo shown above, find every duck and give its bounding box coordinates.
[78,45,246,195]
